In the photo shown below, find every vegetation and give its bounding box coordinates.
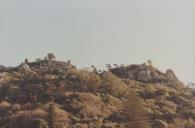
[0,54,194,128]
[122,93,150,128]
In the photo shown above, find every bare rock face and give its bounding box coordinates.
[18,63,37,75]
[165,69,177,81]
[165,69,184,87]
[110,64,183,87]
[137,69,152,82]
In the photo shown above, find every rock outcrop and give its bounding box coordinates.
[110,64,183,87]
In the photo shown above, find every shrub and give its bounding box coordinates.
[121,93,150,128]
[152,119,168,128]
[184,118,195,128]
[68,70,101,92]
[183,110,195,120]
[8,109,48,128]
[11,104,22,112]
[100,71,129,98]
[30,118,48,128]
[161,106,176,123]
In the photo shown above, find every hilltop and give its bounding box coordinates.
[0,54,195,128]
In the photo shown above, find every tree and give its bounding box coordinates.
[147,60,152,66]
[91,65,98,73]
[49,103,56,128]
[106,64,112,70]
[113,64,118,68]
[24,58,29,64]
[36,58,42,62]
[47,53,56,61]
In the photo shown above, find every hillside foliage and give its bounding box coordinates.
[0,55,195,128]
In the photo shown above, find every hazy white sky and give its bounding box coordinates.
[0,0,194,83]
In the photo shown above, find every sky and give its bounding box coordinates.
[0,0,194,83]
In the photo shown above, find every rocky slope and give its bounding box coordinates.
[0,55,195,128]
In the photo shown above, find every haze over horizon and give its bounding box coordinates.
[0,0,194,83]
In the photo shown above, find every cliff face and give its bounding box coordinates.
[0,57,195,128]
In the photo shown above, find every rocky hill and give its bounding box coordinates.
[0,54,195,128]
